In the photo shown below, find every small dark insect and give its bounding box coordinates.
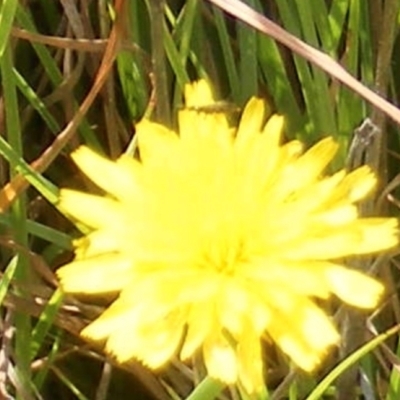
[182,101,241,114]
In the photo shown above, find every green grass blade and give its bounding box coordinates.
[328,0,350,49]
[306,324,400,400]
[385,338,400,400]
[212,6,240,101]
[31,288,64,360]
[163,20,190,88]
[33,333,62,390]
[26,221,72,249]
[15,5,102,147]
[0,135,59,205]
[53,367,90,400]
[237,0,258,104]
[186,376,224,400]
[0,0,18,59]
[1,41,32,398]
[310,1,334,55]
[176,0,199,66]
[277,0,337,137]
[15,5,63,85]
[116,51,149,120]
[0,256,18,305]
[13,69,61,134]
[0,213,72,249]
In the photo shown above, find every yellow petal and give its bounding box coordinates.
[249,113,285,183]
[59,189,125,229]
[203,332,238,384]
[74,229,122,258]
[242,259,332,299]
[281,139,304,160]
[326,267,384,308]
[82,302,139,340]
[57,253,132,293]
[106,310,185,366]
[263,140,304,199]
[284,170,346,211]
[282,137,338,193]
[184,79,215,107]
[338,165,376,203]
[237,328,264,394]
[136,119,180,167]
[178,109,231,152]
[262,114,284,142]
[312,204,358,226]
[117,268,218,310]
[235,98,266,149]
[349,218,399,254]
[283,218,398,260]
[235,114,283,195]
[71,146,141,200]
[266,293,339,371]
[217,277,271,335]
[180,302,215,360]
[102,321,140,363]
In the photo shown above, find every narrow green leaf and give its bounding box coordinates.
[186,376,224,400]
[0,0,18,59]
[306,325,400,400]
[0,135,59,205]
[31,289,64,360]
[213,6,240,101]
[237,0,258,104]
[0,256,18,305]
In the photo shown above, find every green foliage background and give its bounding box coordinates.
[0,0,400,399]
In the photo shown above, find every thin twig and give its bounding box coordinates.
[0,0,125,212]
[206,0,400,125]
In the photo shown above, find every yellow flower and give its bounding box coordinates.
[57,80,398,394]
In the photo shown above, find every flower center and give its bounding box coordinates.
[211,237,246,275]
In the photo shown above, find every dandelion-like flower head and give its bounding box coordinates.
[57,80,398,393]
